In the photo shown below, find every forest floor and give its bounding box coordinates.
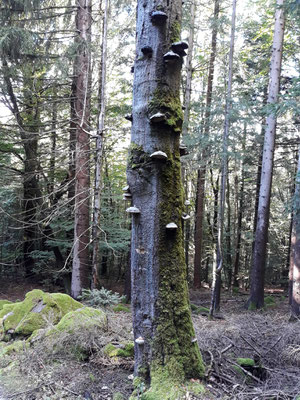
[0,281,300,400]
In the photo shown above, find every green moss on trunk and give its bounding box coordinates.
[139,149,204,397]
[149,88,183,133]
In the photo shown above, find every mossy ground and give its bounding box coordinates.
[104,342,134,358]
[131,367,205,400]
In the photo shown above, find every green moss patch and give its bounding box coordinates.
[0,340,28,356]
[49,307,107,335]
[264,296,276,307]
[149,88,183,133]
[0,300,13,311]
[0,289,82,337]
[131,367,205,400]
[190,303,209,314]
[112,304,131,313]
[104,342,134,358]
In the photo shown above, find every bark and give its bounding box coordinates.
[290,145,300,317]
[92,0,108,289]
[71,0,92,299]
[210,0,237,316]
[247,0,285,309]
[193,0,220,288]
[127,0,204,390]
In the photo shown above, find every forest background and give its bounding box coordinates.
[0,0,299,306]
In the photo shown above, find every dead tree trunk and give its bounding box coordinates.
[127,0,204,392]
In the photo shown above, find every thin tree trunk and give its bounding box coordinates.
[210,0,237,316]
[247,0,285,309]
[127,0,204,390]
[226,175,232,288]
[182,0,196,138]
[71,0,92,299]
[290,145,300,318]
[182,0,196,274]
[92,0,108,289]
[193,0,220,288]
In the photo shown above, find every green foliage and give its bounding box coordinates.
[78,288,126,308]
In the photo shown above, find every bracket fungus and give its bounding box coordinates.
[125,114,133,122]
[141,46,153,56]
[123,193,132,200]
[135,336,145,345]
[150,112,167,123]
[185,200,191,206]
[182,214,191,221]
[171,41,189,55]
[179,143,188,156]
[122,185,130,192]
[163,50,181,62]
[150,151,168,160]
[166,222,178,230]
[126,206,141,214]
[151,10,168,25]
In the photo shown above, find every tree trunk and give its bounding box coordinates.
[1,59,42,277]
[290,145,300,318]
[210,0,237,316]
[193,0,220,288]
[247,0,285,309]
[92,0,108,289]
[127,0,204,392]
[71,0,92,299]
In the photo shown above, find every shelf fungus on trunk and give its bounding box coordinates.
[126,206,141,214]
[150,151,168,160]
[135,336,145,345]
[141,46,153,57]
[171,41,189,57]
[163,50,181,63]
[123,193,132,200]
[151,10,168,25]
[182,214,191,221]
[125,114,133,122]
[179,143,188,156]
[166,222,178,230]
[122,185,130,192]
[150,112,167,123]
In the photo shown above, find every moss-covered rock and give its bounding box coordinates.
[104,342,134,358]
[0,340,28,356]
[0,300,13,311]
[50,307,107,334]
[0,289,82,337]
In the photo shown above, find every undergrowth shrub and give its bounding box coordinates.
[78,288,125,308]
